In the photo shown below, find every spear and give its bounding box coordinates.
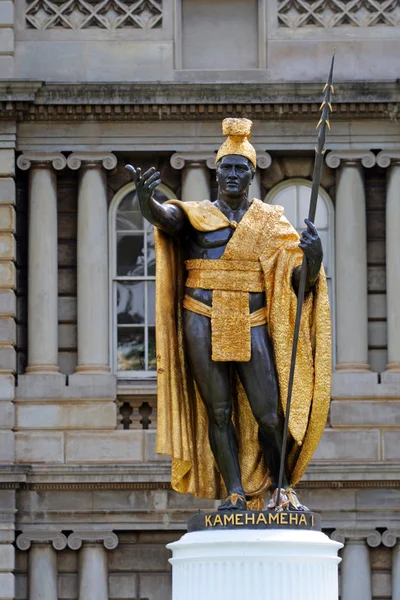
[275,51,335,511]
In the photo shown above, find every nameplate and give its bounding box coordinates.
[187,510,321,533]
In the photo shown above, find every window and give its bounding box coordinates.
[109,182,176,377]
[265,179,335,361]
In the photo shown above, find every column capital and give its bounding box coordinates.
[331,529,381,547]
[16,530,67,551]
[67,152,117,171]
[170,152,217,170]
[382,529,400,548]
[326,150,376,169]
[376,150,400,168]
[67,530,118,550]
[17,152,67,171]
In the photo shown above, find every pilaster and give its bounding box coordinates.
[331,529,380,600]
[376,150,400,382]
[382,529,400,600]
[326,150,376,380]
[68,531,118,600]
[67,152,117,376]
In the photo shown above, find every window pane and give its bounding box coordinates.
[299,186,328,228]
[117,282,145,324]
[148,281,155,325]
[272,187,297,227]
[148,327,156,370]
[147,230,156,276]
[117,233,145,276]
[117,192,144,231]
[117,328,145,371]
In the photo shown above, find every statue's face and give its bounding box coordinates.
[216,155,254,198]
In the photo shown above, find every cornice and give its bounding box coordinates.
[0,80,399,122]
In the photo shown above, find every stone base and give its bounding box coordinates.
[168,520,342,600]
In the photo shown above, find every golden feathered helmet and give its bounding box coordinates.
[216,118,257,169]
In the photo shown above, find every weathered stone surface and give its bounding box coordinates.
[0,179,15,205]
[0,262,15,289]
[356,488,400,509]
[65,431,144,463]
[282,157,313,179]
[0,2,14,26]
[372,572,391,598]
[15,432,64,463]
[330,401,400,427]
[57,573,77,599]
[16,401,116,430]
[0,234,16,260]
[139,573,171,600]
[0,401,14,428]
[0,30,13,54]
[58,351,77,375]
[58,324,76,349]
[0,318,15,344]
[144,430,171,463]
[0,374,14,400]
[383,431,400,460]
[0,544,14,570]
[0,291,15,317]
[0,346,15,372]
[0,572,14,600]
[58,297,77,322]
[16,372,116,400]
[109,573,138,599]
[57,549,78,572]
[368,321,387,348]
[313,429,380,461]
[110,545,169,572]
[262,160,285,191]
[0,206,15,232]
[0,430,13,461]
[14,573,26,600]
[0,151,14,177]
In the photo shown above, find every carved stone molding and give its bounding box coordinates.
[68,531,119,551]
[376,150,400,169]
[382,529,400,548]
[325,151,376,169]
[17,152,67,171]
[257,153,272,170]
[66,152,118,171]
[170,152,217,170]
[16,530,68,551]
[331,529,381,547]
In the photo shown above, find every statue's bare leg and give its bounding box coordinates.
[235,325,289,491]
[183,310,245,506]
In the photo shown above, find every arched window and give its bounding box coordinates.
[109,182,176,377]
[265,179,335,361]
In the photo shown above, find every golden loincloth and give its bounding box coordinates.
[184,259,265,361]
[183,294,267,328]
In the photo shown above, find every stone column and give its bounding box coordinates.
[68,531,118,600]
[332,529,380,600]
[17,153,67,374]
[170,153,215,202]
[326,151,376,372]
[67,153,117,373]
[382,529,400,599]
[248,153,271,201]
[376,151,400,379]
[16,531,67,600]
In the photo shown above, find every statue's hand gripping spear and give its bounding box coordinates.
[275,51,335,511]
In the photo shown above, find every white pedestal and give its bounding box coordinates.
[168,529,342,600]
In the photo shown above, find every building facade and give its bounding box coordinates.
[0,1,399,598]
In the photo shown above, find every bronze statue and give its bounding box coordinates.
[127,118,331,511]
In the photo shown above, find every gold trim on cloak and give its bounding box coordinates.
[154,199,331,505]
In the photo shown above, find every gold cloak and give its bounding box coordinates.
[155,199,331,504]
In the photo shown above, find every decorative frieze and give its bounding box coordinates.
[278,0,400,29]
[25,0,163,31]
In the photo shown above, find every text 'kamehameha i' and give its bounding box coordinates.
[187,511,321,533]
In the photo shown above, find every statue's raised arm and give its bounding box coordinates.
[126,165,185,235]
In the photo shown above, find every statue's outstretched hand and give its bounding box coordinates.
[125,164,185,235]
[126,165,161,212]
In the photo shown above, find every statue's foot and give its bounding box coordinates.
[218,493,247,511]
[267,487,310,512]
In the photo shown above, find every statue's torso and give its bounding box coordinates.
[181,203,266,313]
